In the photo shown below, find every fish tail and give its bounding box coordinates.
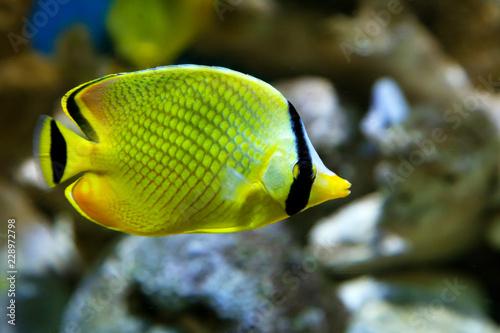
[33,116,94,188]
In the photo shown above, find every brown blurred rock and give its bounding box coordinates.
[0,0,33,57]
[54,25,111,89]
[0,51,60,175]
[194,0,469,104]
[409,0,500,90]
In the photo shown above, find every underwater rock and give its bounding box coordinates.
[60,224,347,333]
[0,0,33,57]
[409,1,500,87]
[0,177,81,333]
[194,0,469,104]
[376,103,498,259]
[308,193,409,273]
[337,272,500,333]
[323,0,472,103]
[7,219,80,333]
[309,88,499,273]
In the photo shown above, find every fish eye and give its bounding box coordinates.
[293,163,300,179]
[292,161,316,180]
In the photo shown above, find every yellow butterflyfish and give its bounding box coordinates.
[33,65,351,236]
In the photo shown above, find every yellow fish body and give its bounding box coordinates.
[34,66,350,236]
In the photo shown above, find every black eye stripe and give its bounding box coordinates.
[287,101,310,162]
[295,160,315,179]
[285,101,314,216]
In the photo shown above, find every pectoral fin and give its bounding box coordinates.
[219,165,255,203]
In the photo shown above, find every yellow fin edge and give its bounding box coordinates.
[33,115,55,188]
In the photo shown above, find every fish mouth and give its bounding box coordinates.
[307,173,351,206]
[331,177,351,199]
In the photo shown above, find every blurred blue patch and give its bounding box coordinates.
[361,77,409,142]
[28,0,115,54]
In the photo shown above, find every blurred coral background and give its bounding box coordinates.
[1,0,500,332]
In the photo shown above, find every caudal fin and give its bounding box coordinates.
[33,116,93,188]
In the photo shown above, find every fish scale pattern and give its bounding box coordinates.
[97,69,289,233]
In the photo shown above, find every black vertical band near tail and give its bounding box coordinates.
[285,101,315,215]
[50,119,67,184]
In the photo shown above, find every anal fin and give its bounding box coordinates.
[65,173,123,231]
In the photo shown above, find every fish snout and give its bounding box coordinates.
[309,172,351,207]
[326,174,351,199]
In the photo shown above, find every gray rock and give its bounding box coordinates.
[193,0,471,104]
[308,193,409,273]
[337,272,500,333]
[409,1,500,84]
[60,224,347,333]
